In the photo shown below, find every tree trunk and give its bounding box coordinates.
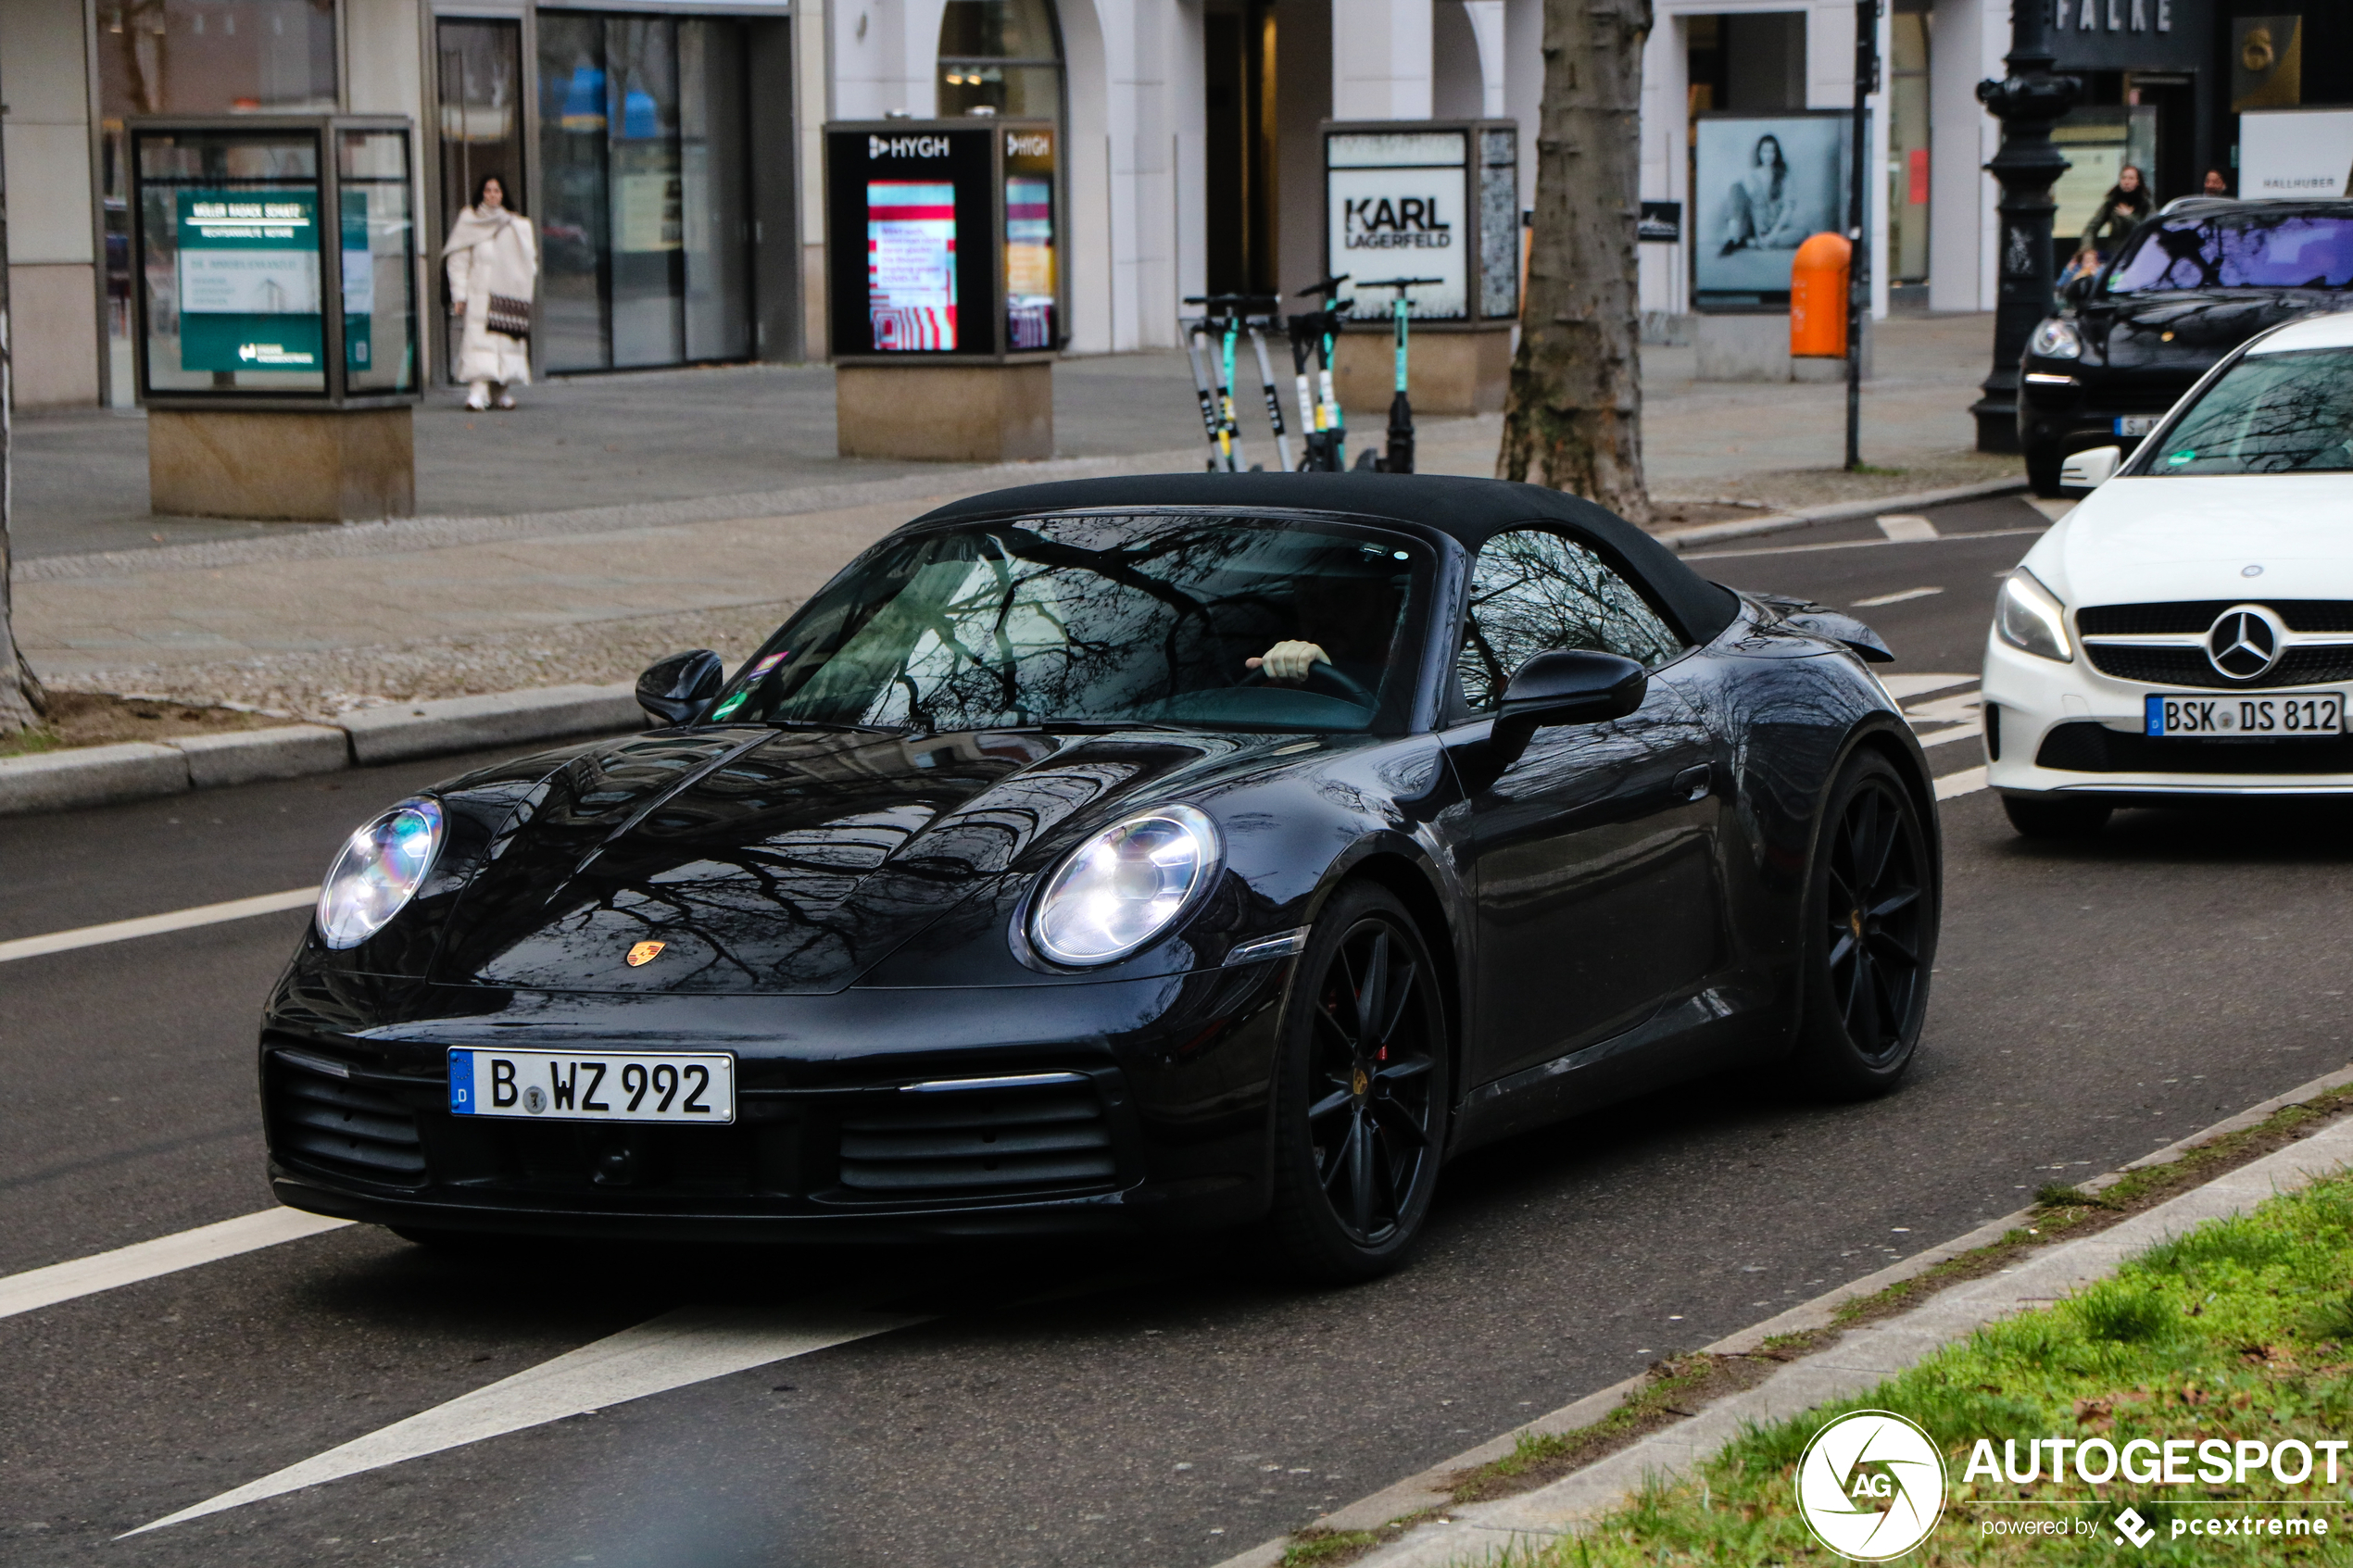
[1496,0,1653,524]
[0,96,47,736]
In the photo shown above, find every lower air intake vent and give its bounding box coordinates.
[838,1075,1115,1197]
[267,1049,426,1185]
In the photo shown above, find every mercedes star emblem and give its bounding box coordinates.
[2207,605,2284,681]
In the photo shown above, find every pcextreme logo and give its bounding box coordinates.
[1794,1411,1947,1562]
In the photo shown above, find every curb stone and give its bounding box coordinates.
[0,684,642,818]
[1211,1059,2353,1568]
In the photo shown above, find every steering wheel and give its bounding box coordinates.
[1239,659,1378,708]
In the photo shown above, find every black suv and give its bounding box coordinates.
[2018,198,2353,495]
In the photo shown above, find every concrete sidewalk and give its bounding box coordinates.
[12,312,2018,719]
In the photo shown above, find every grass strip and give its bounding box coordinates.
[1510,1168,2353,1565]
[1268,1087,2353,1568]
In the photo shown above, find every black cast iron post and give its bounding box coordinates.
[1969,0,2081,453]
[1845,0,1879,471]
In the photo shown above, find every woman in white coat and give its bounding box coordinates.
[442,174,537,410]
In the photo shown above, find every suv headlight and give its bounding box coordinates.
[317,797,445,948]
[1994,569,2073,663]
[2028,318,2083,359]
[1027,805,1220,967]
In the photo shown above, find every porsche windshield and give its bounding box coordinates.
[2106,212,2353,295]
[2144,347,2353,476]
[707,513,1427,732]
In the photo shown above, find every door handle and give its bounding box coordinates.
[1673,763,1712,802]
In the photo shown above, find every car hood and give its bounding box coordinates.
[2082,290,2338,370]
[431,724,1243,995]
[2026,474,2353,608]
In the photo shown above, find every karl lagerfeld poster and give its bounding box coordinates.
[1692,112,1850,310]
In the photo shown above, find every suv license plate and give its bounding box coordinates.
[2145,692,2345,737]
[447,1047,736,1124]
[2115,415,2159,436]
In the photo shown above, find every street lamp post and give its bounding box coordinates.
[1969,0,2081,454]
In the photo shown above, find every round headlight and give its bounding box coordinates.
[1028,805,1220,967]
[2028,317,2083,360]
[316,797,446,949]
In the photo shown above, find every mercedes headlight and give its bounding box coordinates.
[1994,569,2073,662]
[1027,805,1220,967]
[316,797,445,949]
[2028,318,2083,359]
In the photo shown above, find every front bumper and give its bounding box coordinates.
[1983,631,2353,798]
[2017,369,2199,457]
[261,960,1291,1241]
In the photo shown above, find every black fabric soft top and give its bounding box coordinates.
[907,471,1742,646]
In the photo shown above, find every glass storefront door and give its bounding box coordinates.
[538,11,753,372]
[436,19,526,381]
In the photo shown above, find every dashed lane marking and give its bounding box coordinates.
[1685,523,2045,561]
[1879,672,1977,701]
[125,1299,932,1536]
[1935,765,1989,800]
[1876,514,1941,543]
[1853,586,1943,608]
[0,1208,353,1321]
[0,886,318,965]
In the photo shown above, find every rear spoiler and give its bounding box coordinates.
[1749,593,1895,663]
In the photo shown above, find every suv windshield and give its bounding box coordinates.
[705,512,1426,733]
[2106,212,2353,294]
[2142,348,2353,476]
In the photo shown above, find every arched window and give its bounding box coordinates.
[937,0,1063,125]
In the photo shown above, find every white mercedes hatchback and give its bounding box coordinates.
[1983,309,2353,836]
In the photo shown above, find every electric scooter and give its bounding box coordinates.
[1353,276,1441,474]
[1183,294,1290,471]
[1288,275,1351,471]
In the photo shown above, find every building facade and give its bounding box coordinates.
[2,0,2341,408]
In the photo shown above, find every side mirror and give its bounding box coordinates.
[636,648,725,726]
[2061,271,2095,307]
[2060,445,2122,490]
[1500,649,1648,732]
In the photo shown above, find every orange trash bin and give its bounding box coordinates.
[1790,232,1852,358]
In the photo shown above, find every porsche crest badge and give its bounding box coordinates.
[625,940,667,967]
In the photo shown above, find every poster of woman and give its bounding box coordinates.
[1693,114,1849,309]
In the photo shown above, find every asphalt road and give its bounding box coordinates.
[10,492,2353,1567]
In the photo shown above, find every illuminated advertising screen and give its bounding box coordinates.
[1321,121,1516,323]
[868,180,959,350]
[826,121,1057,359]
[175,189,325,371]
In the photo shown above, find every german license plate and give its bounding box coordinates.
[2115,415,2159,436]
[2144,692,2345,737]
[447,1047,736,1124]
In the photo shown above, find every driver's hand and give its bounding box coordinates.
[1247,640,1330,683]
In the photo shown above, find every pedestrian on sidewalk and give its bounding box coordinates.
[443,174,536,412]
[2071,165,2151,273]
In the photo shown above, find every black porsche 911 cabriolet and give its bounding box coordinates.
[263,473,1939,1279]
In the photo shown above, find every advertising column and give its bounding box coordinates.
[824,121,1061,462]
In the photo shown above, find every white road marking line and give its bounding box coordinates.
[1935,765,1989,800]
[1686,524,2046,560]
[0,886,319,965]
[1877,514,1940,543]
[1916,724,1985,749]
[125,1299,930,1536]
[1878,673,1977,701]
[2027,496,2076,523]
[1853,586,1943,608]
[1904,690,1983,728]
[0,1208,353,1322]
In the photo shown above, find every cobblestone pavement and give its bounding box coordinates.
[14,312,2016,717]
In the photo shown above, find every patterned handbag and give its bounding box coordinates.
[484,293,533,339]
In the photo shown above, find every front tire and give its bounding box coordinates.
[1261,884,1450,1282]
[2002,793,2112,838]
[1792,751,1937,1099]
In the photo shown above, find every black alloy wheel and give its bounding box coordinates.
[1792,751,1937,1098]
[1262,884,1449,1281]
